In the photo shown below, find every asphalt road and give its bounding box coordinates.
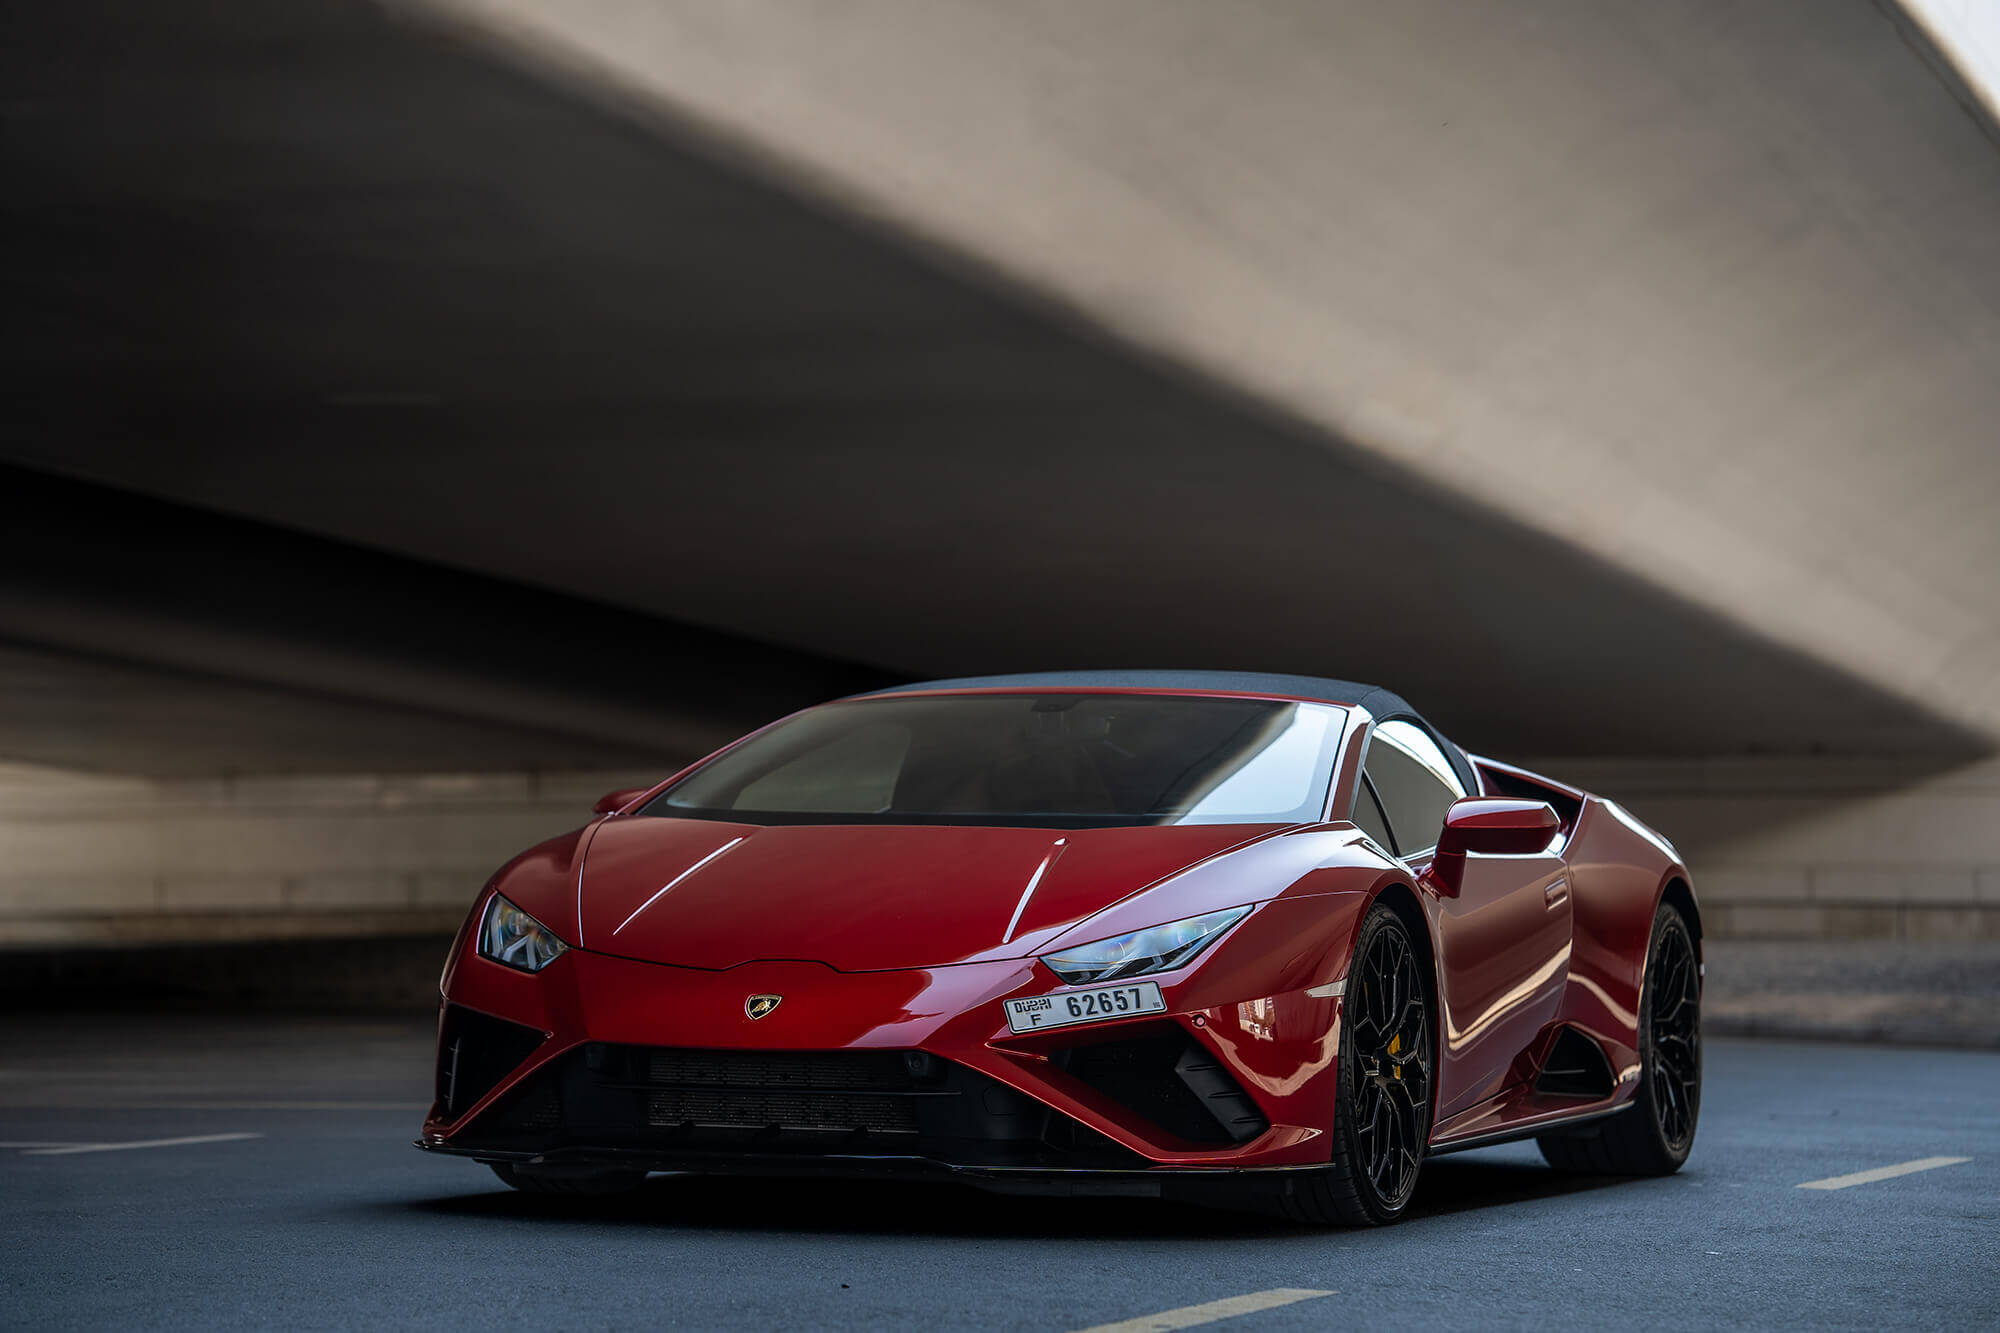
[1,1015,1993,1330]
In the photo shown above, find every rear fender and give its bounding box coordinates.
[1553,796,1691,1081]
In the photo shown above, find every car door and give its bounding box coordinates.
[1362,720,1571,1120]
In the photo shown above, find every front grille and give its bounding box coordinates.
[648,1088,917,1134]
[638,1048,920,1133]
[450,1043,1145,1170]
[645,1049,911,1092]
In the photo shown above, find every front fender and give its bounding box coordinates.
[462,823,597,949]
[1034,825,1405,959]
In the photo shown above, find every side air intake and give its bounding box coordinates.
[1534,1026,1616,1100]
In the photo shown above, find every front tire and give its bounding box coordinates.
[1274,903,1435,1226]
[489,1163,647,1196]
[1538,900,1700,1174]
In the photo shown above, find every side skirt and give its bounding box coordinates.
[1425,1101,1634,1157]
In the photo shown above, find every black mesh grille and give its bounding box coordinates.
[448,1044,1146,1170]
[647,1088,918,1134]
[645,1049,910,1091]
[1057,1028,1268,1145]
[484,1073,562,1134]
[638,1050,920,1132]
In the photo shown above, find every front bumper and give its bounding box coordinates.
[422,917,1345,1178]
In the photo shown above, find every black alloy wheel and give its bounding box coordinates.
[1647,913,1701,1153]
[1538,901,1701,1175]
[1348,912,1435,1205]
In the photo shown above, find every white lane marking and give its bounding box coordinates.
[612,836,744,935]
[0,1142,74,1148]
[1072,1288,1335,1333]
[21,1132,262,1157]
[1797,1156,1971,1190]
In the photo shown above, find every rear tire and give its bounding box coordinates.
[1273,903,1435,1226]
[1538,900,1700,1175]
[489,1163,647,1196]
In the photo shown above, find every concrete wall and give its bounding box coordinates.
[0,762,658,947]
[1548,756,2000,939]
[7,754,1997,946]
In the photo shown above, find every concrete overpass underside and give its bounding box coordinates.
[2,0,1998,946]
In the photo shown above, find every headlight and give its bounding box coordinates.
[477,894,568,973]
[1041,906,1250,985]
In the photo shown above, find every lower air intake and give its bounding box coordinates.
[449,1044,1148,1170]
[1056,1028,1269,1145]
[436,1004,547,1117]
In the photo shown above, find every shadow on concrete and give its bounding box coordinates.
[3,0,1986,764]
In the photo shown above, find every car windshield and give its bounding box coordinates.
[645,693,1348,828]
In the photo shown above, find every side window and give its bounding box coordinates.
[1363,720,1466,858]
[1351,776,1395,851]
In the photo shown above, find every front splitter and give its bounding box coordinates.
[415,1137,1334,1200]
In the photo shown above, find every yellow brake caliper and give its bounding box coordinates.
[1388,1032,1402,1078]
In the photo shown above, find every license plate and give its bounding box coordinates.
[1004,980,1166,1034]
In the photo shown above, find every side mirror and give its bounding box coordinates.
[593,787,651,816]
[1436,798,1561,857]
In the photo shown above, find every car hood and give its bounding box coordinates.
[571,816,1281,971]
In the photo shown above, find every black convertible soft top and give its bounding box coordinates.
[859,669,1476,795]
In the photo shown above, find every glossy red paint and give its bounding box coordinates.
[1420,812,1571,1119]
[575,817,1282,970]
[1436,797,1563,858]
[1424,765,1693,1148]
[431,902,1360,1166]
[424,683,1694,1190]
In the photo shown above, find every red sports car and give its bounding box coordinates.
[419,671,1700,1224]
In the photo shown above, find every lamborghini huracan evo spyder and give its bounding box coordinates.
[419,671,1701,1225]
